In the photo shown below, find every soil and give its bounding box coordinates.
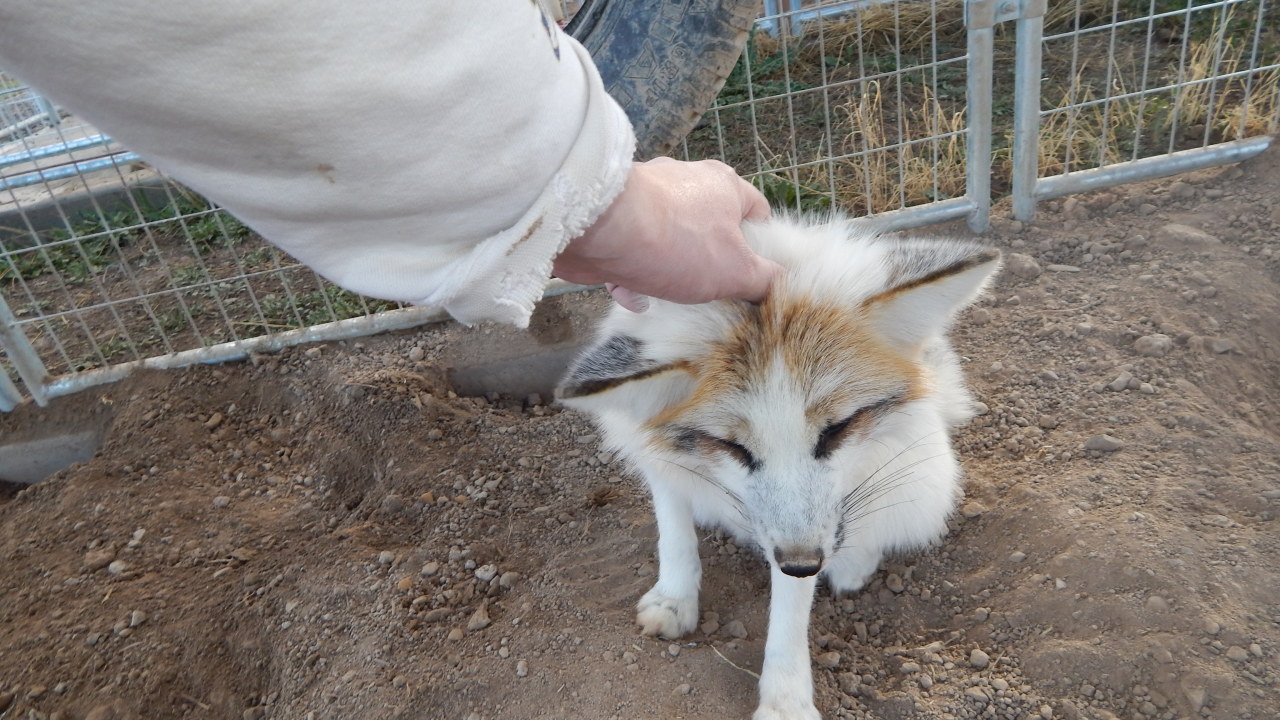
[2,145,1279,720]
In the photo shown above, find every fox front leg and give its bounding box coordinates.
[636,482,701,638]
[753,566,821,720]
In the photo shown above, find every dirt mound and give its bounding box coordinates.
[1,146,1278,720]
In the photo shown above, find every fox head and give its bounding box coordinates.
[557,216,1000,577]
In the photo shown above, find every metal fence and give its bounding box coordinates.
[2,0,1277,412]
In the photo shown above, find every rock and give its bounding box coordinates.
[129,610,148,627]
[84,549,116,572]
[667,643,680,657]
[1008,550,1027,563]
[474,564,498,583]
[969,648,991,669]
[885,573,905,593]
[1133,334,1173,357]
[1084,435,1125,452]
[674,683,692,695]
[107,560,130,575]
[1046,264,1081,272]
[212,495,232,508]
[1210,338,1235,354]
[1155,223,1220,246]
[1108,371,1134,391]
[961,502,987,519]
[900,661,921,674]
[421,562,440,577]
[447,628,465,641]
[1203,619,1222,635]
[242,708,266,720]
[84,706,117,720]
[408,346,426,362]
[422,608,451,623]
[380,495,405,515]
[516,660,529,677]
[467,602,492,631]
[1225,646,1250,662]
[499,571,521,589]
[815,651,841,669]
[723,619,748,639]
[973,608,991,622]
[964,686,990,703]
[204,412,225,430]
[992,678,1009,691]
[1145,596,1170,612]
[377,551,395,566]
[1006,253,1043,280]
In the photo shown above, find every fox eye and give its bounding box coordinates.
[673,428,760,472]
[815,416,855,460]
[709,437,761,472]
[815,395,902,459]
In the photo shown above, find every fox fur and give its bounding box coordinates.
[556,214,1001,720]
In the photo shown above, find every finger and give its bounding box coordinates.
[739,177,772,222]
[605,283,651,313]
[735,257,783,304]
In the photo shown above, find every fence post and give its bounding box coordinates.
[963,0,996,233]
[0,294,49,406]
[1010,0,1046,221]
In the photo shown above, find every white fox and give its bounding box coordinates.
[556,214,1001,720]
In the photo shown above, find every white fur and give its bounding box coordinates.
[557,214,999,719]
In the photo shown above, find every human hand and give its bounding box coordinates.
[553,157,781,312]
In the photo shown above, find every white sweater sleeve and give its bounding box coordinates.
[0,0,636,327]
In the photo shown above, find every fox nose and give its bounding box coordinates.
[773,546,824,577]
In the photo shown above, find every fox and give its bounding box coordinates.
[555,213,1001,720]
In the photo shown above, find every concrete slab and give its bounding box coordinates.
[0,428,102,485]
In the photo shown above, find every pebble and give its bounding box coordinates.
[969,649,990,669]
[84,549,116,572]
[723,620,748,639]
[474,564,498,583]
[900,661,921,674]
[1084,434,1125,452]
[129,610,148,627]
[1145,596,1170,612]
[212,495,231,508]
[408,346,425,362]
[1005,253,1043,279]
[1225,646,1250,662]
[1250,643,1263,657]
[918,674,933,690]
[204,412,224,430]
[1133,334,1173,357]
[84,706,116,720]
[674,683,692,695]
[242,708,266,720]
[1108,371,1134,391]
[961,502,987,519]
[516,660,529,677]
[973,608,991,622]
[1046,264,1081,272]
[377,551,395,566]
[107,560,130,575]
[467,602,492,631]
[421,562,440,576]
[1155,223,1220,246]
[667,644,680,657]
[815,651,841,668]
[992,678,1009,691]
[447,628,465,641]
[1008,550,1027,563]
[885,573,905,593]
[1203,620,1221,635]
[499,571,520,589]
[964,686,990,702]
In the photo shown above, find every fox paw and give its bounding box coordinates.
[751,701,821,720]
[636,588,698,639]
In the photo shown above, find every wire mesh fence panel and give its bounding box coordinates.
[1010,0,1278,215]
[680,0,978,219]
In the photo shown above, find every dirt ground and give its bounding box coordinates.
[2,144,1278,720]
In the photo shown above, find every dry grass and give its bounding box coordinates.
[1030,8,1280,175]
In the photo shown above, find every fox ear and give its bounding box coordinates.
[555,334,694,417]
[865,242,1002,349]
